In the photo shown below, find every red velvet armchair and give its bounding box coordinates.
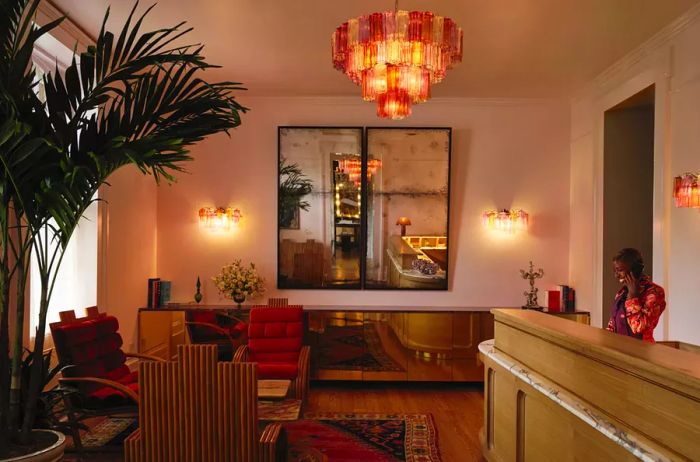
[50,308,163,451]
[234,306,309,401]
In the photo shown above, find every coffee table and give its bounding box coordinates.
[257,379,291,399]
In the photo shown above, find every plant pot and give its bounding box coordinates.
[3,430,66,462]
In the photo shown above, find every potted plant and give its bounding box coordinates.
[0,0,247,458]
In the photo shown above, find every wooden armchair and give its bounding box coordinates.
[124,344,285,462]
[234,306,310,401]
[49,307,164,452]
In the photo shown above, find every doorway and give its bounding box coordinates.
[602,85,655,323]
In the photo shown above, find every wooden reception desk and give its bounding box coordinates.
[480,309,700,461]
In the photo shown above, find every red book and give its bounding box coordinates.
[547,290,561,312]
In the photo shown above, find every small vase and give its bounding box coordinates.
[232,292,246,309]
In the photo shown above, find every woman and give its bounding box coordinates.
[606,248,666,343]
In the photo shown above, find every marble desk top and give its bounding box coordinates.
[478,339,672,462]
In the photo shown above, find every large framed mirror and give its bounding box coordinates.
[278,127,364,289]
[365,128,450,290]
[278,126,450,290]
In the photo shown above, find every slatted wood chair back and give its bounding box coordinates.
[267,298,289,307]
[124,345,270,462]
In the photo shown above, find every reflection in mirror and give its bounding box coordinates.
[278,127,363,288]
[365,128,450,290]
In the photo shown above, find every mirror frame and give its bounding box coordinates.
[277,126,451,290]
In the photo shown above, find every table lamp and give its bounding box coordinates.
[396,216,412,236]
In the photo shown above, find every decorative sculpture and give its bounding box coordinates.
[520,261,544,310]
[194,276,203,303]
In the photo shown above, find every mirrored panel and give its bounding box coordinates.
[365,128,450,290]
[278,127,363,289]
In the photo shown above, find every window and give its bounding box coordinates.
[29,32,98,335]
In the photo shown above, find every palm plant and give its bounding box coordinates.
[0,0,247,453]
[279,157,313,228]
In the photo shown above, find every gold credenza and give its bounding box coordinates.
[307,310,494,381]
[138,309,185,360]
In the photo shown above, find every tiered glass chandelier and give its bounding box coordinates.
[332,2,463,120]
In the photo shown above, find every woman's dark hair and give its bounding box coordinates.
[613,248,645,277]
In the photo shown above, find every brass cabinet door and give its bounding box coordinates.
[139,311,172,360]
[310,311,365,380]
[362,312,408,381]
[406,312,454,381]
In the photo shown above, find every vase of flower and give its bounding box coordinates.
[212,259,265,307]
[232,292,246,308]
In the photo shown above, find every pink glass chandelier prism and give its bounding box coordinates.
[332,9,463,120]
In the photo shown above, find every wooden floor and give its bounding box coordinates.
[66,381,485,461]
[306,381,486,461]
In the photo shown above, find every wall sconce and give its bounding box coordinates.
[482,209,529,233]
[673,173,700,209]
[198,207,242,231]
[396,216,412,236]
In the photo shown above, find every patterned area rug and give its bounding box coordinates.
[285,412,441,462]
[66,417,137,450]
[318,325,405,372]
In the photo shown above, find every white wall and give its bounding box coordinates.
[570,6,700,342]
[99,168,158,351]
[155,96,571,309]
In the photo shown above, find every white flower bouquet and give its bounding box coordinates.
[212,259,265,301]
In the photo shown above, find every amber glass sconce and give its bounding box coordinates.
[673,173,700,210]
[198,207,242,231]
[482,209,529,233]
[396,216,412,236]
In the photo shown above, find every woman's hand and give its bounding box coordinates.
[624,272,639,298]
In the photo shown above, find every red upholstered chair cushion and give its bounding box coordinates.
[51,315,132,399]
[85,371,140,408]
[247,307,303,379]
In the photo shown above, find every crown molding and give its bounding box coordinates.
[573,2,700,102]
[36,0,94,51]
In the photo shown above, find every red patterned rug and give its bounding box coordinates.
[285,412,441,462]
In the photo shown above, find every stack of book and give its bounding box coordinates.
[147,278,171,308]
[544,285,576,312]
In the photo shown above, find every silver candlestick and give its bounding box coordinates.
[520,261,544,310]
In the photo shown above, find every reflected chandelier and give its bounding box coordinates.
[332,1,463,120]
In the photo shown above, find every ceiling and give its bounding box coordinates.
[49,0,699,98]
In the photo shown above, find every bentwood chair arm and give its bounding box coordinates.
[259,422,286,462]
[290,346,310,401]
[59,377,139,403]
[233,344,249,362]
[125,352,166,362]
[185,321,238,349]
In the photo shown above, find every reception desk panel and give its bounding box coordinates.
[482,309,700,461]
